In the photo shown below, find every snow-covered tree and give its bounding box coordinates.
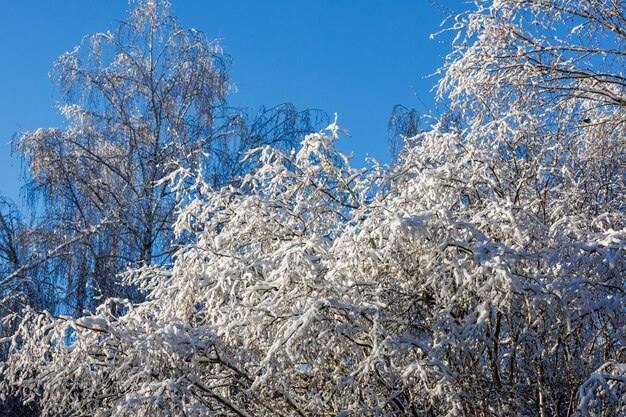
[15,0,324,313]
[437,0,626,217]
[1,1,624,416]
[2,111,625,415]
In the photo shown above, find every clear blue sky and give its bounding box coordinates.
[0,0,457,204]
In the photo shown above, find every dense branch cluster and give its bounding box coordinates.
[3,112,625,415]
[0,0,625,416]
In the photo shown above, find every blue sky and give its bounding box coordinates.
[0,0,456,204]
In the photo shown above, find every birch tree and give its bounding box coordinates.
[16,0,324,314]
